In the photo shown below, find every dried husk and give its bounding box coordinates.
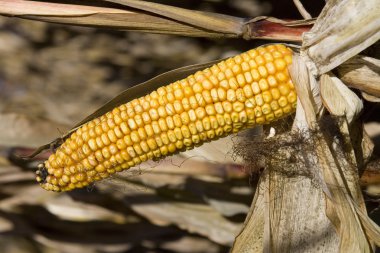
[336,56,380,99]
[232,52,380,252]
[301,0,380,76]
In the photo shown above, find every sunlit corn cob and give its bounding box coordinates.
[36,44,296,192]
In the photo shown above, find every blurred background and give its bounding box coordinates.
[0,0,378,252]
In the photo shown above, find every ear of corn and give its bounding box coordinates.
[36,44,296,192]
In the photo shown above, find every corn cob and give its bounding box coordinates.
[36,44,296,192]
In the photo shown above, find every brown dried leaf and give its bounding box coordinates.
[0,0,242,38]
[336,55,380,98]
[320,73,363,123]
[44,195,127,223]
[302,0,380,75]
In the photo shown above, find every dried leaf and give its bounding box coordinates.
[104,0,243,35]
[0,0,241,38]
[320,73,363,123]
[44,195,127,223]
[302,0,380,75]
[336,55,380,98]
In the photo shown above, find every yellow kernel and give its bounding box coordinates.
[184,86,194,97]
[276,72,288,82]
[266,113,275,122]
[123,135,133,146]
[205,105,216,115]
[195,93,206,107]
[255,55,265,65]
[174,89,184,100]
[262,104,272,115]
[236,88,245,102]
[202,90,213,104]
[174,101,184,114]
[82,144,91,156]
[222,101,233,113]
[147,138,157,150]
[229,77,239,90]
[142,112,151,124]
[258,66,268,78]
[227,89,237,102]
[165,104,175,115]
[254,107,263,117]
[174,128,183,140]
[262,91,272,103]
[107,129,117,143]
[101,147,111,159]
[210,89,218,102]
[274,109,284,118]
[173,115,182,127]
[245,97,256,108]
[255,94,264,106]
[274,59,287,71]
[134,115,143,127]
[278,96,288,107]
[248,49,258,58]
[149,108,159,120]
[120,122,130,135]
[270,101,280,111]
[138,128,147,139]
[219,80,229,89]
[158,118,168,131]
[166,92,175,103]
[128,119,137,130]
[287,91,297,103]
[209,116,218,129]
[251,82,261,95]
[166,116,175,129]
[202,117,211,130]
[140,141,150,153]
[95,164,106,173]
[88,139,97,151]
[251,69,260,82]
[239,111,248,123]
[278,84,290,95]
[95,150,104,162]
[233,101,244,112]
[217,88,226,101]
[271,88,281,100]
[168,143,176,153]
[193,83,203,93]
[180,112,190,124]
[133,144,143,155]
[244,72,253,84]
[231,112,239,123]
[256,117,266,124]
[283,105,292,113]
[160,133,170,145]
[188,109,197,122]
[181,125,191,138]
[195,108,207,120]
[189,96,198,109]
[243,85,254,98]
[216,114,225,126]
[223,114,232,126]
[214,102,224,114]
[182,98,191,110]
[268,75,277,87]
[202,79,213,90]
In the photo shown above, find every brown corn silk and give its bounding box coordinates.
[37,44,296,192]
